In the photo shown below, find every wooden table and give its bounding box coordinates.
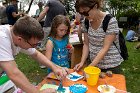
[71,43,83,68]
[37,69,127,93]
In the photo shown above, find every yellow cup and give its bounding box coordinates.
[84,66,101,86]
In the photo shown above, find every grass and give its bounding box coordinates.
[15,54,48,85]
[15,30,140,93]
[121,41,140,93]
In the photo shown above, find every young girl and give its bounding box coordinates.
[45,15,73,73]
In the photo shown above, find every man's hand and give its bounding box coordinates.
[53,66,69,79]
[40,88,56,93]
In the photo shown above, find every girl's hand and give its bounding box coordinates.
[69,45,74,53]
[73,62,84,71]
[66,44,73,53]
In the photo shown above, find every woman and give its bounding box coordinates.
[73,0,123,73]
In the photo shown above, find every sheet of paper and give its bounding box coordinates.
[66,72,84,81]
[40,84,57,90]
[46,72,58,80]
[40,84,70,93]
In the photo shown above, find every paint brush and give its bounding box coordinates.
[105,81,110,91]
[57,79,63,92]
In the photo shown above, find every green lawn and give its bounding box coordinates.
[15,54,48,84]
[121,41,140,93]
[15,36,140,93]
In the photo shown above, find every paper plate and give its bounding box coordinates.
[98,85,116,93]
[69,84,87,93]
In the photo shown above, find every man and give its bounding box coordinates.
[35,1,44,27]
[125,26,137,42]
[0,16,68,93]
[0,1,8,25]
[6,0,23,25]
[37,0,67,49]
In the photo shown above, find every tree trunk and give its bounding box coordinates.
[26,0,34,14]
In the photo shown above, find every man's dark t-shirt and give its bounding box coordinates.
[6,5,18,25]
[44,0,66,27]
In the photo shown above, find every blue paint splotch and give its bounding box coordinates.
[57,87,66,93]
[69,84,87,93]
[69,74,81,80]
[57,81,66,93]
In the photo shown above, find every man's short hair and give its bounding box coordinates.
[13,16,44,41]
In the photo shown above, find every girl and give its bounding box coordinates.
[45,15,73,73]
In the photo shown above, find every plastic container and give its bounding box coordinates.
[84,66,101,86]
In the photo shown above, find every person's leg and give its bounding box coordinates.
[38,27,51,68]
[135,43,140,49]
[40,27,51,50]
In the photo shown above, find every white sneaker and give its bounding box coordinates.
[40,65,46,69]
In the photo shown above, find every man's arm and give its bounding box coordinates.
[37,6,49,22]
[31,50,69,78]
[12,12,23,18]
[0,61,39,93]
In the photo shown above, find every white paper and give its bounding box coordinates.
[66,72,84,81]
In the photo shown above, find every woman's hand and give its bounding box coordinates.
[75,13,81,23]
[73,62,84,71]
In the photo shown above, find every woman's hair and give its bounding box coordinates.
[49,15,70,38]
[13,16,44,41]
[75,0,103,12]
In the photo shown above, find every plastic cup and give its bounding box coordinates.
[84,66,101,86]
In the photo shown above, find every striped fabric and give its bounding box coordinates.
[84,17,124,69]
